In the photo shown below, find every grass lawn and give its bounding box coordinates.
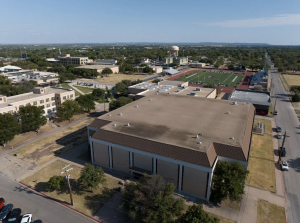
[0,124,53,152]
[97,73,148,84]
[208,213,236,223]
[11,118,94,165]
[283,74,300,86]
[257,199,286,223]
[220,198,241,211]
[175,70,244,88]
[267,102,274,117]
[60,83,81,96]
[75,86,94,94]
[246,118,276,193]
[279,74,290,91]
[21,160,120,217]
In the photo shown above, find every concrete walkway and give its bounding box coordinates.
[69,84,85,95]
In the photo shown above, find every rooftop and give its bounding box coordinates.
[229,89,271,106]
[0,65,22,71]
[93,94,253,157]
[76,64,118,70]
[0,87,73,108]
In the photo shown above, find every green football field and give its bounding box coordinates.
[176,70,245,88]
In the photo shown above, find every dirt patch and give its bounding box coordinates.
[0,124,54,152]
[21,160,120,217]
[11,118,94,165]
[97,73,148,84]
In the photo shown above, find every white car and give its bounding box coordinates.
[21,214,32,223]
[278,134,283,139]
[281,161,289,171]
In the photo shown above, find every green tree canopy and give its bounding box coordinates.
[177,205,220,223]
[292,94,300,102]
[152,79,161,83]
[113,82,128,96]
[0,113,22,146]
[0,76,10,85]
[122,174,184,223]
[143,66,154,73]
[76,94,96,112]
[0,85,26,96]
[18,80,38,93]
[92,88,105,99]
[47,176,65,191]
[101,67,113,75]
[57,100,80,121]
[79,163,106,192]
[18,105,47,132]
[109,96,133,111]
[211,161,249,203]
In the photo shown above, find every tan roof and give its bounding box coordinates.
[76,65,118,70]
[90,94,255,167]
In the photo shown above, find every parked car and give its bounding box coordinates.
[6,208,22,223]
[0,198,4,210]
[21,213,32,223]
[276,126,282,132]
[280,147,287,157]
[281,160,289,171]
[0,204,13,220]
[278,133,283,139]
[274,110,278,115]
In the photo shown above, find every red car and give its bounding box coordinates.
[0,198,5,210]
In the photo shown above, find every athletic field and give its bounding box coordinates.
[176,70,245,88]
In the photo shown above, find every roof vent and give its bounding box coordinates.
[149,98,152,101]
[197,141,202,144]
[119,113,122,116]
[230,137,234,140]
[108,114,112,116]
[112,124,117,126]
[135,105,138,108]
[126,123,130,127]
[226,111,230,114]
[168,92,171,94]
[195,135,198,139]
[233,101,237,105]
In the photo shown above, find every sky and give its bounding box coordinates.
[0,0,300,45]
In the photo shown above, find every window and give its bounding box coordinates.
[52,108,56,111]
[19,105,24,108]
[52,102,55,106]
[67,95,69,99]
[47,104,50,108]
[70,94,73,98]
[46,98,49,102]
[51,97,55,101]
[26,103,30,106]
[63,96,66,100]
[47,109,52,113]
[40,100,44,104]
[33,101,37,105]
[40,105,45,109]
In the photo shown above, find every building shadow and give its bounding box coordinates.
[287,157,300,173]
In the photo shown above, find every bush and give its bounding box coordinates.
[47,176,65,191]
[292,94,300,102]
[152,79,160,83]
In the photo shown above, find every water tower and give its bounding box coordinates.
[170,45,179,57]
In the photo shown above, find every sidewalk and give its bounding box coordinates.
[69,84,85,95]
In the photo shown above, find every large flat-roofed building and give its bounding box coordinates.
[88,93,255,201]
[229,89,271,116]
[0,87,75,117]
[76,65,119,74]
[58,56,92,66]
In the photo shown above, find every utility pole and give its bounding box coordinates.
[61,164,74,207]
[277,131,287,163]
[274,96,277,111]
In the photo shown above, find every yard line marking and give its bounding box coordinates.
[222,73,234,84]
[232,76,238,82]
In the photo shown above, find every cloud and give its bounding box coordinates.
[199,14,300,28]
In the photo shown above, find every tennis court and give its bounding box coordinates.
[175,70,245,88]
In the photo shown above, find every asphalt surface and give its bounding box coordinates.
[268,58,300,223]
[0,172,94,223]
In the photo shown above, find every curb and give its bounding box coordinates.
[19,182,102,223]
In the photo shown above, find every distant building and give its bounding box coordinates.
[46,58,60,65]
[250,70,269,91]
[173,57,188,65]
[58,56,92,66]
[76,65,119,74]
[161,57,173,64]
[0,87,75,117]
[190,62,206,68]
[87,59,117,65]
[0,65,22,73]
[140,57,150,64]
[134,66,163,74]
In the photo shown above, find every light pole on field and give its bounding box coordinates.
[61,164,74,207]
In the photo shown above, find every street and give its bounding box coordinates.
[0,174,94,223]
[268,58,300,223]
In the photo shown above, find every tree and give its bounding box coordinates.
[0,113,22,146]
[109,97,133,111]
[0,76,10,85]
[278,67,285,72]
[76,95,96,112]
[106,86,114,100]
[79,163,106,192]
[92,88,105,99]
[290,86,300,94]
[18,80,37,92]
[177,205,220,223]
[57,100,80,121]
[0,85,26,96]
[211,161,249,203]
[122,174,184,223]
[152,79,161,83]
[18,105,47,132]
[113,82,128,96]
[292,94,300,102]
[143,66,154,73]
[47,176,65,191]
[101,67,113,76]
